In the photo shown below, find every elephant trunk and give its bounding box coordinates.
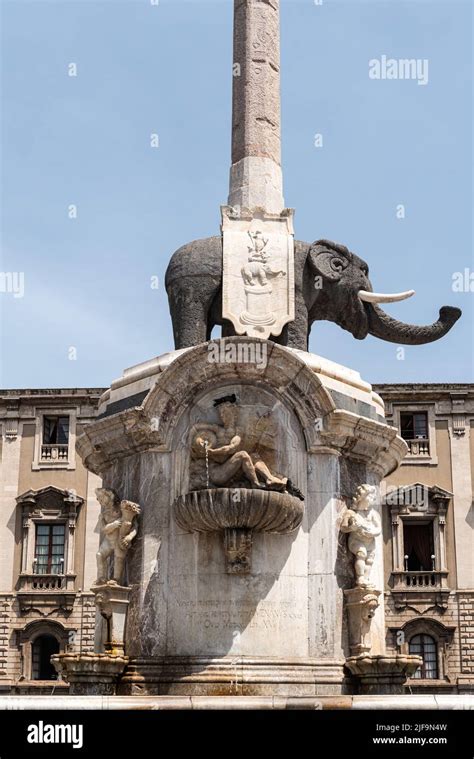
[366,304,462,345]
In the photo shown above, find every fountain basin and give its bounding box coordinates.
[173,487,304,535]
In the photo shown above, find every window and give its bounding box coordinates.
[400,412,428,441]
[33,410,77,470]
[409,634,438,679]
[400,412,430,456]
[42,416,69,445]
[40,416,69,462]
[34,524,65,574]
[403,523,435,571]
[386,484,451,606]
[391,406,437,465]
[31,635,59,680]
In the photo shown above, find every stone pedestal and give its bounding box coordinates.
[51,585,132,694]
[344,588,382,657]
[92,584,131,655]
[345,654,422,695]
[52,653,128,696]
[75,337,410,696]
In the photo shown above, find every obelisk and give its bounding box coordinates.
[228,0,284,213]
[221,0,294,340]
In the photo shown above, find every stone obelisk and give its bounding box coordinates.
[228,0,284,213]
[222,0,294,340]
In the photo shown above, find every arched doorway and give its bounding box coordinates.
[31,634,59,680]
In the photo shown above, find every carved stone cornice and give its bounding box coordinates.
[320,410,408,477]
[16,486,84,526]
[16,590,76,616]
[76,408,162,475]
[77,340,332,474]
[76,340,406,478]
[384,483,452,515]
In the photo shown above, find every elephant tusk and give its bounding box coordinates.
[358,289,415,304]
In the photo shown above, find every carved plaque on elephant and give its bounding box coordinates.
[221,206,295,339]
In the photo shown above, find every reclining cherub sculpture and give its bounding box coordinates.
[190,396,304,500]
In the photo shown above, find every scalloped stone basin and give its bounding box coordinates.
[173,488,304,534]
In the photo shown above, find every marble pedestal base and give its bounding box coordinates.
[76,338,411,697]
[117,656,347,696]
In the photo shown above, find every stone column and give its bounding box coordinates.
[450,419,473,588]
[0,422,21,591]
[83,471,102,590]
[229,0,284,213]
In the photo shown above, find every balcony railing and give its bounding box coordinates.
[404,438,430,456]
[40,444,69,462]
[404,572,439,588]
[392,570,448,591]
[18,572,76,592]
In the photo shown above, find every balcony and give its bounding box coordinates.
[395,571,447,589]
[390,570,450,611]
[27,574,65,590]
[40,444,69,463]
[17,572,76,614]
[404,438,430,457]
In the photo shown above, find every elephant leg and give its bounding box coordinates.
[168,285,212,349]
[285,318,309,351]
[208,290,239,340]
[280,292,309,350]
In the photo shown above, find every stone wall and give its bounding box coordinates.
[458,593,474,676]
[0,592,96,693]
[385,590,474,692]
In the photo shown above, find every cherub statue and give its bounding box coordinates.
[340,484,381,588]
[94,488,141,586]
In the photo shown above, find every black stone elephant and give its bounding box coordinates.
[165,237,461,351]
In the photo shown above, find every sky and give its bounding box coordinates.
[0,0,472,389]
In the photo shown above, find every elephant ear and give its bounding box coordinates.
[309,240,351,281]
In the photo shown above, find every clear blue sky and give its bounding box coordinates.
[1,0,472,389]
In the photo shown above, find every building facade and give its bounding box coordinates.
[374,384,474,694]
[0,383,472,693]
[0,389,104,694]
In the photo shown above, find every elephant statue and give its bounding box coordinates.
[165,237,461,351]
